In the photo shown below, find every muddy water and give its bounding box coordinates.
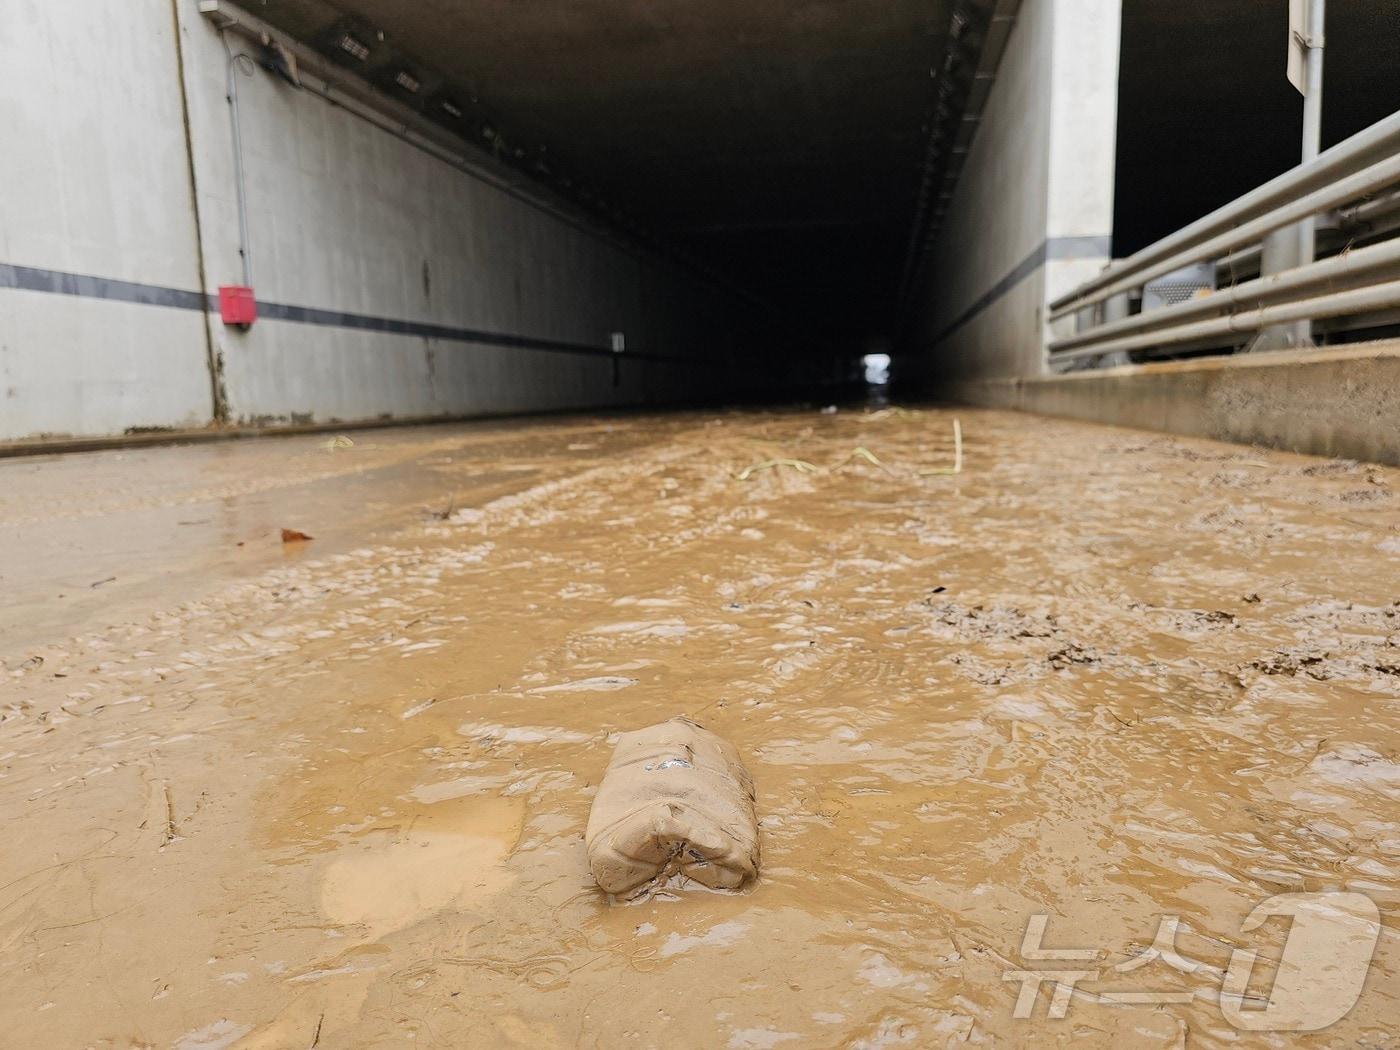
[1,408,1398,1048]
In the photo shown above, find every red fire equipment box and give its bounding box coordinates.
[218,285,257,327]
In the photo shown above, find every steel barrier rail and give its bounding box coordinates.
[1053,150,1400,323]
[1048,109,1400,321]
[1047,109,1400,364]
[1050,237,1400,353]
[1210,187,1400,286]
[1053,280,1400,363]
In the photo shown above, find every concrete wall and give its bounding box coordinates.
[906,0,1121,384]
[942,341,1400,466]
[0,0,216,438]
[0,1,784,443]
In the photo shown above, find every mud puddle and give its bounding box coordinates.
[1,407,1397,1047]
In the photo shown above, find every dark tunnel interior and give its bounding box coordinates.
[246,0,949,362]
[246,0,1398,372]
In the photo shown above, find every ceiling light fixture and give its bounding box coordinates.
[337,33,369,61]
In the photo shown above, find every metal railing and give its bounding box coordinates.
[1048,109,1400,366]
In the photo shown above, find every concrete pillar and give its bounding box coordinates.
[911,0,1121,385]
[1041,0,1123,370]
[1251,228,1312,350]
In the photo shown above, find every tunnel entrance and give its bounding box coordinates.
[6,0,1399,447]
[222,0,1010,361]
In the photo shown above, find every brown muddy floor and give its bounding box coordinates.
[1,407,1398,1049]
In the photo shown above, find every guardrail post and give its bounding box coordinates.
[1251,228,1311,350]
[1253,0,1328,352]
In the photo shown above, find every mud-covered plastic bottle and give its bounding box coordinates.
[585,717,760,898]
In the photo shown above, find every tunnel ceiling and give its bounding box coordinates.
[236,0,958,342]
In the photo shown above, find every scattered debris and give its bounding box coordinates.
[281,528,314,544]
[1301,459,1358,476]
[1048,643,1100,669]
[920,418,963,476]
[734,458,818,481]
[428,495,457,521]
[1339,488,1389,504]
[868,407,922,420]
[833,446,893,473]
[1249,651,1328,677]
[161,781,180,847]
[921,600,1058,641]
[90,576,116,588]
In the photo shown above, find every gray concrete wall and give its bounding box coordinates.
[0,0,216,438]
[0,1,783,443]
[906,0,1120,385]
[942,341,1400,466]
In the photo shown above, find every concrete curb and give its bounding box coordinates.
[941,340,1400,466]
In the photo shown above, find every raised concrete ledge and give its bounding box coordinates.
[942,340,1400,465]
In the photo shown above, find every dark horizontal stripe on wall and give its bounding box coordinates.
[0,261,680,362]
[930,235,1111,346]
[255,300,680,361]
[0,262,209,312]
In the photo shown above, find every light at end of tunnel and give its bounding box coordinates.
[862,353,891,386]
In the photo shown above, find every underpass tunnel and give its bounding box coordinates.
[0,0,1397,455]
[1,0,1048,439]
[213,0,961,403]
[8,6,1400,1044]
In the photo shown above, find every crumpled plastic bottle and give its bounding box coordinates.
[585,717,760,898]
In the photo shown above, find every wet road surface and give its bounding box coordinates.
[1,407,1398,1047]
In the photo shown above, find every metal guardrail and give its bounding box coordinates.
[1049,109,1400,365]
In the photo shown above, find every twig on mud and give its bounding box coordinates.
[428,494,457,521]
[733,458,818,481]
[161,782,179,847]
[920,418,964,476]
[833,446,894,475]
[867,407,921,420]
